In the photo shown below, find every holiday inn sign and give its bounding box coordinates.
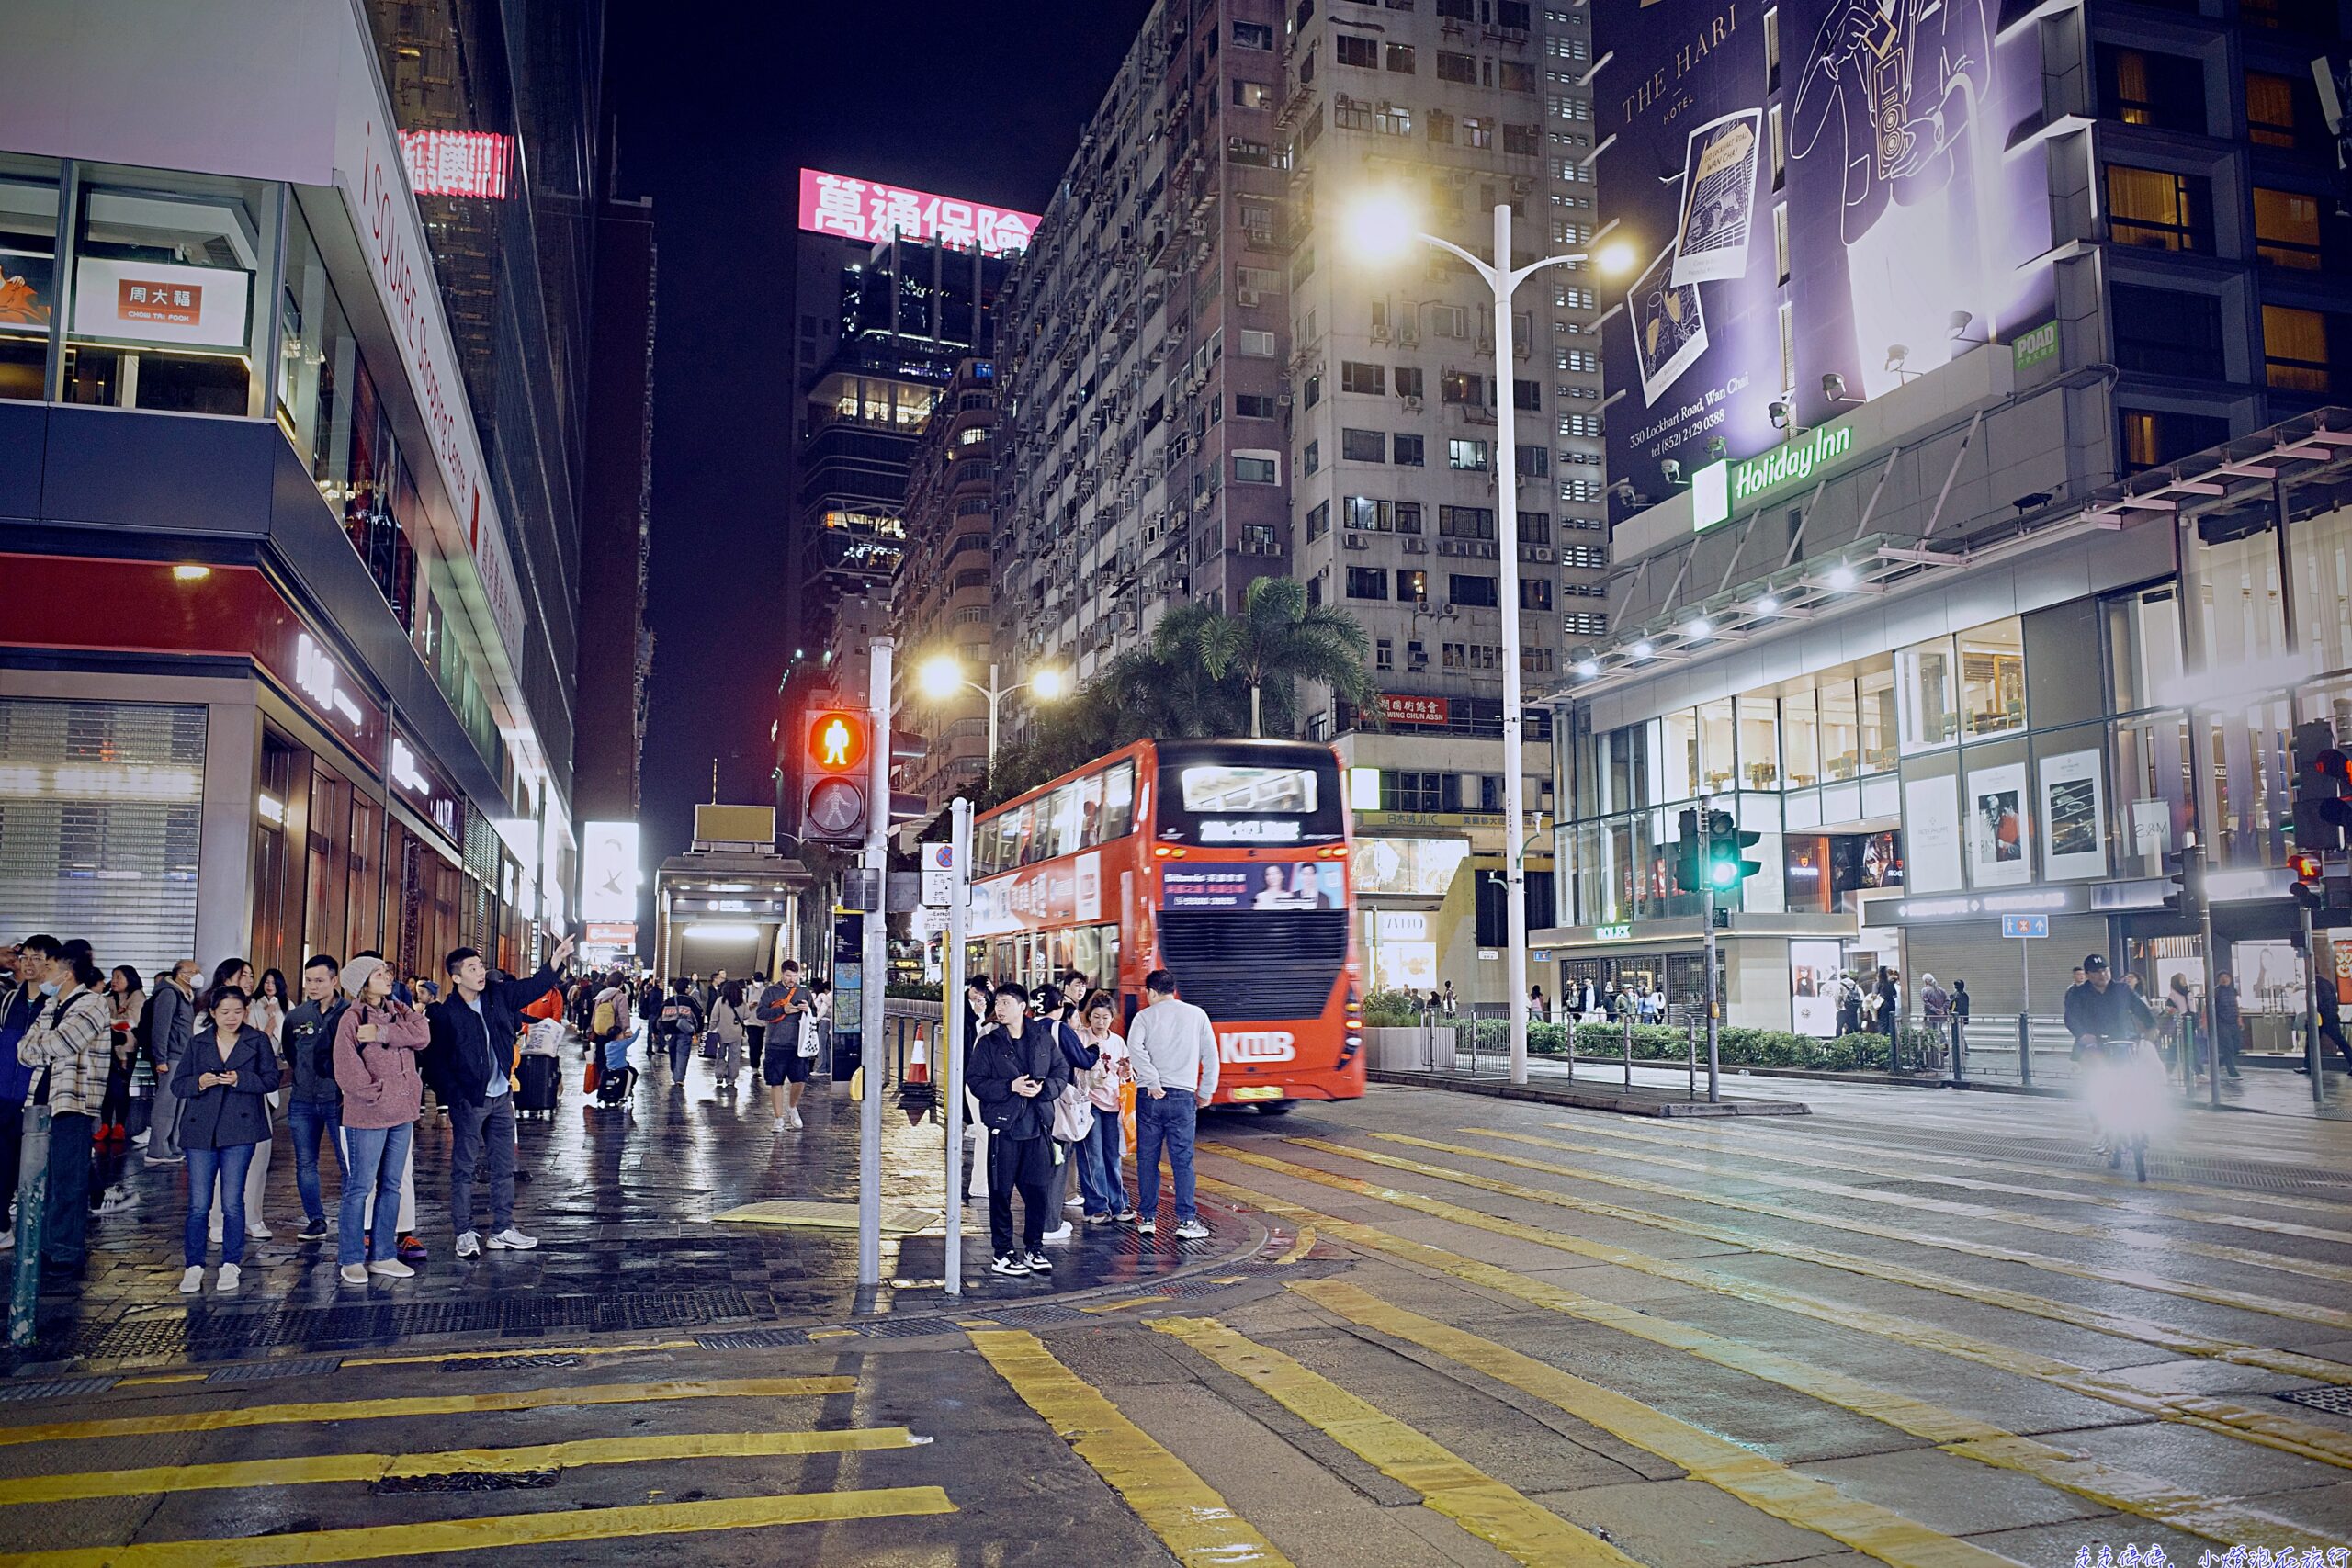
[1691,420,1856,532]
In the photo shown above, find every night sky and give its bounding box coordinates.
[602,1,1149,876]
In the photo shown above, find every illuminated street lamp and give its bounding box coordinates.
[1345,190,1633,1088]
[915,655,1068,782]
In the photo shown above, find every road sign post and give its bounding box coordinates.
[939,810,971,1294]
[2001,913,2046,1089]
[856,637,892,1291]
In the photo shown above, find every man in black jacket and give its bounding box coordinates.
[968,982,1070,1276]
[426,935,572,1258]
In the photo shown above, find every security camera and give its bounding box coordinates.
[1948,310,1974,337]
[1822,372,1860,404]
[1768,401,1792,430]
[1884,344,1910,372]
[1660,458,1684,485]
[1705,436,1727,461]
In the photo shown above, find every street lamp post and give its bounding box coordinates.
[917,656,1067,786]
[1348,194,1630,1087]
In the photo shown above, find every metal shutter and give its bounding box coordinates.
[0,698,206,980]
[1903,911,2106,1017]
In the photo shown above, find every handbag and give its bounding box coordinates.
[1050,1080,1095,1143]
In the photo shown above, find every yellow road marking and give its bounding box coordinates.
[1199,1151,2352,1470]
[1082,1295,1174,1314]
[1675,1118,2352,1216]
[342,1339,700,1368]
[8,1486,955,1567]
[1540,1119,2352,1248]
[1268,1135,2352,1375]
[1456,1125,2352,1284]
[1277,1225,1317,1265]
[1206,1172,2346,1550]
[1155,1315,1641,1567]
[0,1427,928,1505]
[970,1328,1294,1566]
[0,1376,858,1450]
[808,1328,861,1340]
[112,1374,207,1387]
[1292,1279,2026,1568]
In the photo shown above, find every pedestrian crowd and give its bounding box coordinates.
[3,929,574,1294]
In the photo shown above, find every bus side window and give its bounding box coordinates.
[1102,760,1136,840]
[1076,771,1105,848]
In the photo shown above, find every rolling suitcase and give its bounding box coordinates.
[516,1052,560,1117]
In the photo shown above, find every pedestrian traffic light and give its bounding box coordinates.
[800,707,873,844]
[1703,808,1763,891]
[1673,807,1702,893]
[2292,720,2349,853]
[2290,848,2325,912]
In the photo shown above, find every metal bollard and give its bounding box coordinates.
[9,1103,51,1348]
[1950,1016,1965,1084]
[1686,1016,1698,1100]
[2017,1012,2032,1088]
[1623,1011,1634,1088]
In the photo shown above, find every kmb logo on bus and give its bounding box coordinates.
[1220,1031,1297,1064]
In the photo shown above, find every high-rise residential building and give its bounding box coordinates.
[1535,0,2352,1036]
[576,191,657,829]
[994,0,1603,995]
[0,0,604,983]
[894,357,1004,810]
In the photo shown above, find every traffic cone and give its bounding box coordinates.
[906,1030,930,1083]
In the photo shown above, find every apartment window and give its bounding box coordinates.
[1234,453,1280,483]
[1773,203,1790,285]
[1521,577,1554,611]
[1768,104,1785,188]
[2112,284,2223,378]
[1345,495,1398,530]
[2120,408,2231,472]
[1342,427,1387,461]
[1239,198,1279,246]
[2106,165,2213,253]
[1498,0,1532,25]
[1394,433,1426,466]
[1512,377,1542,411]
[1394,501,1423,534]
[1338,33,1380,67]
[1516,445,1549,478]
[1428,108,1456,144]
[2099,47,2207,133]
[1499,60,1536,92]
[1462,116,1495,149]
[1764,4,1780,88]
[1341,359,1386,394]
[1240,524,1281,556]
[1384,771,1459,812]
[1233,79,1274,109]
[1386,41,1417,71]
[2264,305,2344,393]
[1306,500,1330,539]
[1302,437,1320,475]
[1228,137,1275,165]
[1557,348,1599,374]
[1303,371,1321,408]
[1521,513,1551,543]
[1448,573,1499,607]
[1348,566,1391,599]
[1408,638,1429,670]
[1778,299,1795,395]
[1437,51,1478,84]
[2253,187,2325,269]
[1395,366,1425,399]
[1234,19,1276,46]
[1234,391,1278,418]
[1398,569,1430,605]
[1374,104,1415,137]
[1449,437,1490,469]
[1440,504,1495,539]
[1375,637,1395,671]
[1239,328,1277,356]
[1504,123,1540,156]
[1335,94,1376,130]
[1430,304,1469,339]
[2246,71,2314,150]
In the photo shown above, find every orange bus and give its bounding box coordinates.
[967,737,1364,1111]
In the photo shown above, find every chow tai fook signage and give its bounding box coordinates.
[1378,693,1452,727]
[71,257,250,350]
[398,130,512,199]
[797,168,1040,256]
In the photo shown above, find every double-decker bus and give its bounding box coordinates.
[967,738,1363,1111]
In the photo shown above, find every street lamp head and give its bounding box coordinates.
[916,653,966,701]
[1593,239,1637,277]
[1343,190,1420,264]
[1029,667,1069,702]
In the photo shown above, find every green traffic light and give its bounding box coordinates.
[1708,859,1739,888]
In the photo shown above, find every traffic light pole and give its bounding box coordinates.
[857,637,893,1289]
[2302,900,2324,1106]
[944,795,972,1292]
[1702,885,1721,1104]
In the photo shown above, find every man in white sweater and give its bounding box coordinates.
[1125,968,1218,1238]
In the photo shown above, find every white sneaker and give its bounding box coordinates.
[338,1263,368,1285]
[131,1130,151,1146]
[367,1258,414,1278]
[488,1228,538,1250]
[789,1108,804,1129]
[96,1190,133,1215]
[1064,1195,1085,1209]
[772,1116,787,1131]
[247,1220,273,1241]
[1175,1219,1210,1240]
[178,1266,204,1293]
[454,1231,482,1258]
[1042,1222,1073,1244]
[216,1263,241,1291]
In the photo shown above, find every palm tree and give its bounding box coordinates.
[1175,577,1377,738]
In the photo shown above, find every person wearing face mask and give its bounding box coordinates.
[16,938,113,1277]
[170,985,280,1293]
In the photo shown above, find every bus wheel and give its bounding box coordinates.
[1254,1101,1295,1116]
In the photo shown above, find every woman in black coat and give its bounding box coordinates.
[170,985,281,1295]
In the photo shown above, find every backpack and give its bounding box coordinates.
[661,999,695,1036]
[592,997,616,1038]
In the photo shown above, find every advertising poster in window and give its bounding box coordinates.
[1163,864,1340,910]
[1595,0,1780,512]
[1790,938,1845,1036]
[2038,748,2107,881]
[1903,774,1963,891]
[0,250,53,336]
[1781,0,2056,426]
[1967,761,2030,887]
[71,256,249,350]
[1351,837,1472,898]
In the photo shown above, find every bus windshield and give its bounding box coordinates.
[1177,764,1319,815]
[1155,741,1345,845]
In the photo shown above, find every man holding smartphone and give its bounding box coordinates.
[967,982,1069,1275]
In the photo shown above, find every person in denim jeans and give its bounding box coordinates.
[1073,992,1134,1222]
[331,957,427,1284]
[1125,969,1218,1239]
[279,953,348,1241]
[170,987,279,1293]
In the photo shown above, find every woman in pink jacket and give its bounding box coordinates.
[331,955,427,1285]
